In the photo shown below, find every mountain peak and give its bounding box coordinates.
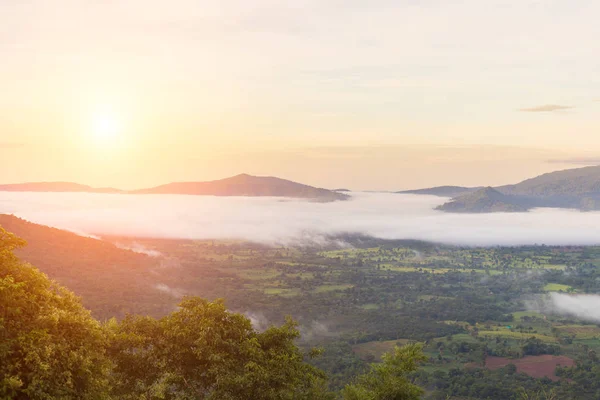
[132,174,349,201]
[437,186,528,213]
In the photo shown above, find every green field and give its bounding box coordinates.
[512,311,546,320]
[479,329,557,343]
[352,339,411,361]
[313,284,354,293]
[543,283,572,292]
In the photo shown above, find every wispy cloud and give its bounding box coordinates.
[547,157,600,165]
[519,104,573,113]
[531,293,600,323]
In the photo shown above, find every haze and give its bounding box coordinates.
[3,191,600,246]
[1,1,599,190]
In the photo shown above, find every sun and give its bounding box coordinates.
[91,112,122,145]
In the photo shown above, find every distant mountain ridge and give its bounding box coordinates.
[407,165,600,213]
[398,186,481,198]
[0,174,349,202]
[436,187,530,213]
[497,165,600,196]
[132,174,349,201]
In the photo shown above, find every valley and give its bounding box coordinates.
[5,214,600,398]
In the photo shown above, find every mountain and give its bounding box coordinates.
[0,182,122,193]
[398,186,480,198]
[406,165,600,213]
[436,187,530,213]
[132,174,349,201]
[497,165,600,197]
[0,174,349,202]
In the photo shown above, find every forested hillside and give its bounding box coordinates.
[0,226,424,399]
[0,214,175,318]
[3,218,600,398]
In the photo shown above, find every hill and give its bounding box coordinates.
[398,186,480,198]
[132,173,349,201]
[435,187,530,213]
[416,165,600,213]
[0,214,174,318]
[498,165,600,197]
[0,174,348,202]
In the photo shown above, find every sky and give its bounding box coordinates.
[1,0,599,190]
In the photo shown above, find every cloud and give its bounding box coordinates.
[116,242,163,257]
[4,192,600,247]
[244,312,270,331]
[244,312,332,339]
[547,157,600,166]
[533,293,600,323]
[299,321,331,341]
[519,104,573,113]
[154,283,184,298]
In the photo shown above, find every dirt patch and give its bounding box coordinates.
[484,355,575,381]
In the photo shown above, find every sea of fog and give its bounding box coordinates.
[1,191,599,247]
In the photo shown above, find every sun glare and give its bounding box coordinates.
[91,112,122,145]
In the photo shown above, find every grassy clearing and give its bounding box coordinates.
[537,264,567,270]
[360,303,380,310]
[352,339,410,361]
[555,325,600,339]
[543,283,572,292]
[263,288,300,297]
[433,333,480,344]
[479,330,557,343]
[512,311,546,320]
[284,272,315,279]
[382,266,455,274]
[319,248,381,258]
[237,269,280,280]
[313,284,354,293]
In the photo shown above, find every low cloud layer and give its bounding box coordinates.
[519,104,573,113]
[2,192,600,246]
[537,293,600,323]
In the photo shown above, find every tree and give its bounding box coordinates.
[341,343,427,400]
[108,297,332,399]
[0,227,110,399]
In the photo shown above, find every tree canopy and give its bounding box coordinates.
[0,227,110,399]
[342,344,426,400]
[1,226,432,399]
[107,298,331,400]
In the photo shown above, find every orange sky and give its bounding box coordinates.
[1,1,598,190]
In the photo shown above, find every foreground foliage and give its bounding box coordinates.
[342,344,426,400]
[0,228,110,399]
[108,298,331,400]
[0,227,428,399]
